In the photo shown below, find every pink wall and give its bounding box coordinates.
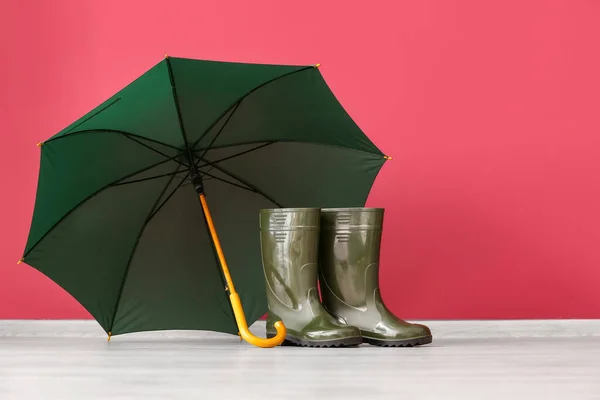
[1,0,599,320]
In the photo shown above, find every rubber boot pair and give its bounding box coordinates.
[261,207,432,348]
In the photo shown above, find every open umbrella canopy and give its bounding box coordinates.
[20,56,388,344]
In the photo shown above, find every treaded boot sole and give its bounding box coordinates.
[363,335,433,347]
[267,333,363,348]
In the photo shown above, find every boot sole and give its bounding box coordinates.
[267,333,363,348]
[363,335,433,347]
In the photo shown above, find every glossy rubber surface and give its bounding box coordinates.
[318,208,432,346]
[260,208,362,347]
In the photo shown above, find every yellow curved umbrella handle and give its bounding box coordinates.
[199,193,286,348]
[229,292,286,348]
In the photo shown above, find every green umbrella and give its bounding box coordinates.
[19,55,389,347]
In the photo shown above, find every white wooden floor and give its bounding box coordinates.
[1,320,599,400]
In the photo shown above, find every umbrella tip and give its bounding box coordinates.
[17,258,24,265]
[37,142,43,147]
[384,155,393,160]
[314,63,321,68]
[164,53,169,59]
[107,332,112,341]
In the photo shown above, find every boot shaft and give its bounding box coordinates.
[318,208,384,309]
[259,208,321,311]
[317,208,433,346]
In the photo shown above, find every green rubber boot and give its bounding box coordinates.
[260,208,363,348]
[318,208,433,347]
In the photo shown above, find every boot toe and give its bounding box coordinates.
[387,322,431,341]
[409,323,431,339]
[361,321,433,346]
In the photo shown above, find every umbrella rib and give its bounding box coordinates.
[60,97,122,135]
[119,134,189,168]
[195,138,385,159]
[112,170,188,187]
[194,142,275,171]
[145,171,193,223]
[194,101,242,158]
[43,129,182,152]
[199,170,256,193]
[23,152,186,258]
[108,163,184,333]
[192,142,274,182]
[189,66,314,150]
[192,142,275,185]
[199,157,283,208]
[165,56,196,166]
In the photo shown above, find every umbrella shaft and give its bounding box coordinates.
[189,168,234,291]
[198,193,236,294]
